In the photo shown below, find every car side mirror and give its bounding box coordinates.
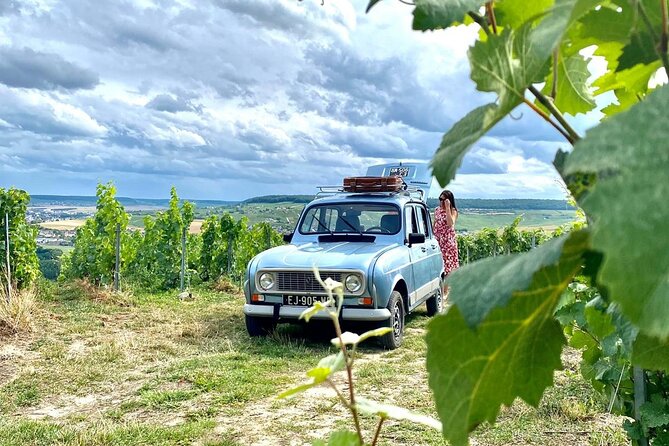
[283,232,293,243]
[407,233,425,246]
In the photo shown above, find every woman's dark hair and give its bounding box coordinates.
[439,190,457,211]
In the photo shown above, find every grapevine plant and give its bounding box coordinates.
[363,0,669,444]
[0,187,39,288]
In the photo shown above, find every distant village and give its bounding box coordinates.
[27,206,94,248]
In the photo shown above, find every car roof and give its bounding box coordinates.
[307,193,426,207]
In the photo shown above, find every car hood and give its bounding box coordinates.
[255,241,398,271]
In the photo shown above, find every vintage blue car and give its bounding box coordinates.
[243,163,445,349]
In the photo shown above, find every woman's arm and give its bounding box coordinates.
[444,200,455,227]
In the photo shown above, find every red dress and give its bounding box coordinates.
[434,207,459,274]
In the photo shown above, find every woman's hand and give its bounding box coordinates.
[443,198,451,209]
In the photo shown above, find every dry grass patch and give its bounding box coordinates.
[0,282,36,334]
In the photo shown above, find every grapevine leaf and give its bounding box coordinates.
[446,233,585,327]
[563,84,669,339]
[495,0,552,28]
[633,334,669,372]
[312,430,360,446]
[356,397,442,430]
[432,0,596,185]
[640,399,669,428]
[278,352,345,398]
[331,331,360,346]
[541,52,595,115]
[412,0,485,30]
[427,230,588,446]
[357,326,392,343]
[617,30,659,71]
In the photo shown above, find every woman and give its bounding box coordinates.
[433,190,459,276]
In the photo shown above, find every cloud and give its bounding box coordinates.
[145,94,197,113]
[0,47,99,90]
[0,0,598,200]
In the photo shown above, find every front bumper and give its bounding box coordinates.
[243,304,391,321]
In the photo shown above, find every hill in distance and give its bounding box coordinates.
[30,194,573,211]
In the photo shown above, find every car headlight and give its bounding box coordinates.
[345,274,362,293]
[259,272,275,290]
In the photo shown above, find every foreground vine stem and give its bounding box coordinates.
[331,311,363,442]
[529,86,581,143]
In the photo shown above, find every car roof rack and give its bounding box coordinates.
[315,183,425,202]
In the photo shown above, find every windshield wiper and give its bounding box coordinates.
[312,215,333,235]
[337,217,364,236]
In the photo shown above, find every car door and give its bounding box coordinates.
[406,204,431,308]
[418,204,443,291]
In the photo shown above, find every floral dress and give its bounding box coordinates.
[433,207,459,274]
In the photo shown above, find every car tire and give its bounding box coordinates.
[426,280,445,316]
[380,291,404,350]
[246,315,276,337]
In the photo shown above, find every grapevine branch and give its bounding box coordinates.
[529,86,581,143]
[468,11,492,37]
[469,10,578,144]
[552,49,559,99]
[331,313,363,441]
[485,2,498,34]
[371,417,386,446]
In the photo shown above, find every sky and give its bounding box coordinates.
[0,0,604,201]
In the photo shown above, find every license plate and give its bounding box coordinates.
[283,295,329,306]
[389,167,410,177]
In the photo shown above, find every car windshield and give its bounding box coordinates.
[299,203,401,235]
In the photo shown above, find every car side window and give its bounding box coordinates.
[418,206,431,238]
[404,206,417,237]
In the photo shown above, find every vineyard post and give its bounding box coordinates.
[113,223,120,292]
[226,233,233,274]
[466,245,470,264]
[633,367,650,446]
[531,233,536,249]
[180,226,186,292]
[4,212,11,302]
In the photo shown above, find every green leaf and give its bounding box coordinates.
[446,233,586,327]
[312,430,360,446]
[495,0,553,28]
[358,327,393,343]
[356,397,442,430]
[278,352,345,398]
[563,84,669,339]
[633,334,669,372]
[640,399,669,429]
[617,30,659,71]
[584,305,614,339]
[541,52,595,115]
[412,0,485,30]
[427,230,588,446]
[432,0,596,185]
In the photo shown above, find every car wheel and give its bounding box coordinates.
[426,284,444,317]
[380,291,404,350]
[246,315,276,337]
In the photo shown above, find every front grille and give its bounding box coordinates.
[276,271,344,293]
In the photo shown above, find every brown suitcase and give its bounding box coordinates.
[342,176,404,192]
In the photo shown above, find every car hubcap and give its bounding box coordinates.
[393,302,402,339]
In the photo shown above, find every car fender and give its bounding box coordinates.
[370,246,412,309]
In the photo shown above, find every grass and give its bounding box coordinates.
[0,281,626,445]
[0,281,36,334]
